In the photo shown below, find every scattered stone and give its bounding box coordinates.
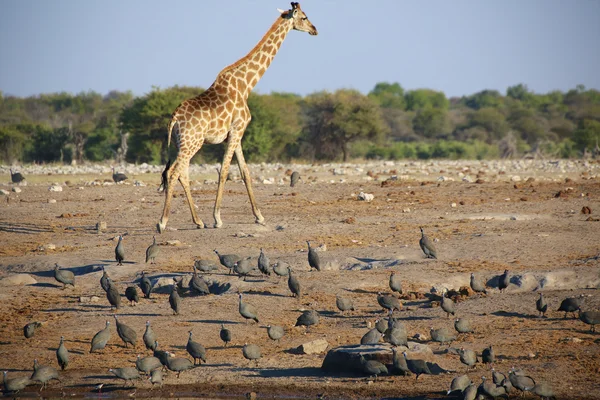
[0,274,37,286]
[357,192,374,202]
[48,199,57,203]
[79,296,101,303]
[38,244,56,251]
[12,187,22,193]
[402,208,411,213]
[511,175,522,182]
[342,217,356,224]
[581,206,592,214]
[96,221,107,231]
[451,202,457,208]
[298,339,329,355]
[166,240,182,246]
[0,189,9,196]
[49,185,63,192]
[133,180,146,186]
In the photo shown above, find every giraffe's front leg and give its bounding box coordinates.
[235,145,265,225]
[178,161,205,229]
[213,140,238,228]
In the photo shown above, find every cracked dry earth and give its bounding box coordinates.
[0,161,599,399]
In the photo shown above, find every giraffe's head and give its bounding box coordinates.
[279,2,318,36]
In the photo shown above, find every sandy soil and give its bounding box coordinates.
[0,160,599,399]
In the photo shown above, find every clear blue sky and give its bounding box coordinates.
[1,0,599,98]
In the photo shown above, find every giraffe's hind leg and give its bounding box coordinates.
[157,160,180,233]
[235,145,265,225]
[178,158,204,229]
[213,139,238,228]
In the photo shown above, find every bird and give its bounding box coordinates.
[389,271,403,295]
[462,383,478,400]
[307,241,321,271]
[114,315,137,348]
[214,250,241,274]
[242,343,262,364]
[143,321,157,351]
[361,328,382,345]
[528,381,555,400]
[238,293,259,323]
[272,261,290,277]
[295,310,319,331]
[266,325,285,343]
[220,324,232,347]
[152,341,170,367]
[233,257,254,280]
[165,353,196,378]
[105,278,121,310]
[109,367,140,386]
[125,286,139,306]
[189,265,210,295]
[56,336,69,370]
[169,281,182,315]
[145,236,159,264]
[135,355,162,376]
[100,266,110,292]
[112,167,128,183]
[335,295,354,313]
[454,318,473,334]
[447,374,471,395]
[186,331,207,365]
[498,269,510,293]
[377,292,402,313]
[536,292,548,317]
[481,345,495,366]
[508,369,536,396]
[440,289,456,318]
[90,321,111,353]
[10,168,25,184]
[23,321,42,339]
[557,296,582,318]
[430,326,456,344]
[290,171,300,187]
[383,324,408,347]
[149,369,162,389]
[480,376,508,398]
[491,368,507,385]
[140,271,153,299]
[2,371,32,393]
[459,347,478,371]
[115,235,125,265]
[194,259,218,273]
[53,263,75,289]
[359,355,388,380]
[403,352,432,380]
[578,310,600,332]
[257,248,270,276]
[287,267,301,297]
[375,318,387,334]
[391,348,411,376]
[419,227,437,259]
[470,272,487,295]
[30,360,60,391]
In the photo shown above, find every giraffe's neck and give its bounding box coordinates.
[214,16,293,99]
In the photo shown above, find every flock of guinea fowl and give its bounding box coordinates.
[3,173,599,399]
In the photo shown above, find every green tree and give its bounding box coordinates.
[368,82,406,109]
[573,119,600,150]
[412,107,451,138]
[462,89,504,110]
[405,89,449,111]
[467,107,509,141]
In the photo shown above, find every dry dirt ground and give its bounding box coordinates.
[0,161,599,399]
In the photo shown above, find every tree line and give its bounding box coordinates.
[1,82,599,164]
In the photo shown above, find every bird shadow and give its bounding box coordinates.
[353,257,392,263]
[257,367,325,378]
[31,263,108,277]
[344,288,380,295]
[42,308,100,313]
[0,222,55,234]
[398,315,435,321]
[187,319,242,325]
[244,290,288,298]
[30,282,62,288]
[115,313,162,317]
[491,311,540,319]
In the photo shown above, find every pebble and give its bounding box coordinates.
[48,199,57,203]
[12,187,22,193]
[49,185,63,192]
[0,189,9,195]
[357,192,374,202]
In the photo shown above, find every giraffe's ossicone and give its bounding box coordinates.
[157,2,317,233]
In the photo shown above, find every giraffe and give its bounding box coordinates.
[157,2,318,233]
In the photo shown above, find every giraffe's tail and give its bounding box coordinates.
[167,113,178,148]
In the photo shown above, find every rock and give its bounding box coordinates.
[96,221,107,231]
[49,185,63,192]
[511,175,522,182]
[321,344,391,373]
[0,274,37,286]
[79,295,100,303]
[48,199,57,203]
[357,192,374,202]
[133,180,146,187]
[166,240,182,246]
[451,202,457,208]
[298,339,329,355]
[0,189,9,195]
[12,187,22,193]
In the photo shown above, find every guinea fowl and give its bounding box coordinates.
[391,348,411,376]
[384,323,408,347]
[361,328,382,345]
[135,355,162,375]
[482,345,495,366]
[290,171,300,187]
[165,353,196,378]
[419,227,437,259]
[470,272,487,295]
[242,343,262,364]
[140,271,153,299]
[54,264,75,289]
[536,293,548,317]
[186,331,207,365]
[295,310,319,331]
[143,321,157,351]
[194,259,218,273]
[111,167,128,183]
[528,381,555,400]
[359,355,388,380]
[377,292,402,313]
[257,248,270,276]
[403,352,432,380]
[90,321,111,353]
[115,235,125,265]
[169,281,182,315]
[287,267,301,297]
[149,369,162,389]
[389,271,403,295]
[508,369,536,396]
[10,168,25,184]
[454,318,473,334]
[125,286,139,306]
[498,269,510,293]
[238,293,259,323]
[266,325,285,343]
[109,367,140,386]
[447,374,471,395]
[23,321,42,339]
[114,315,137,348]
[189,265,210,295]
[2,371,32,393]
[105,278,121,310]
[56,336,69,370]
[579,310,600,332]
[459,347,478,370]
[440,289,456,318]
[272,261,290,277]
[336,295,354,313]
[145,236,159,264]
[214,250,241,274]
[557,296,582,318]
[30,360,60,391]
[480,376,507,398]
[430,326,456,344]
[220,324,232,347]
[462,383,478,400]
[153,341,170,367]
[307,241,321,271]
[233,257,254,280]
[374,318,387,334]
[100,266,110,292]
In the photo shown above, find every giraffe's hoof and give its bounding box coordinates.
[196,223,205,229]
[255,217,266,226]
[213,221,223,229]
[156,222,165,234]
